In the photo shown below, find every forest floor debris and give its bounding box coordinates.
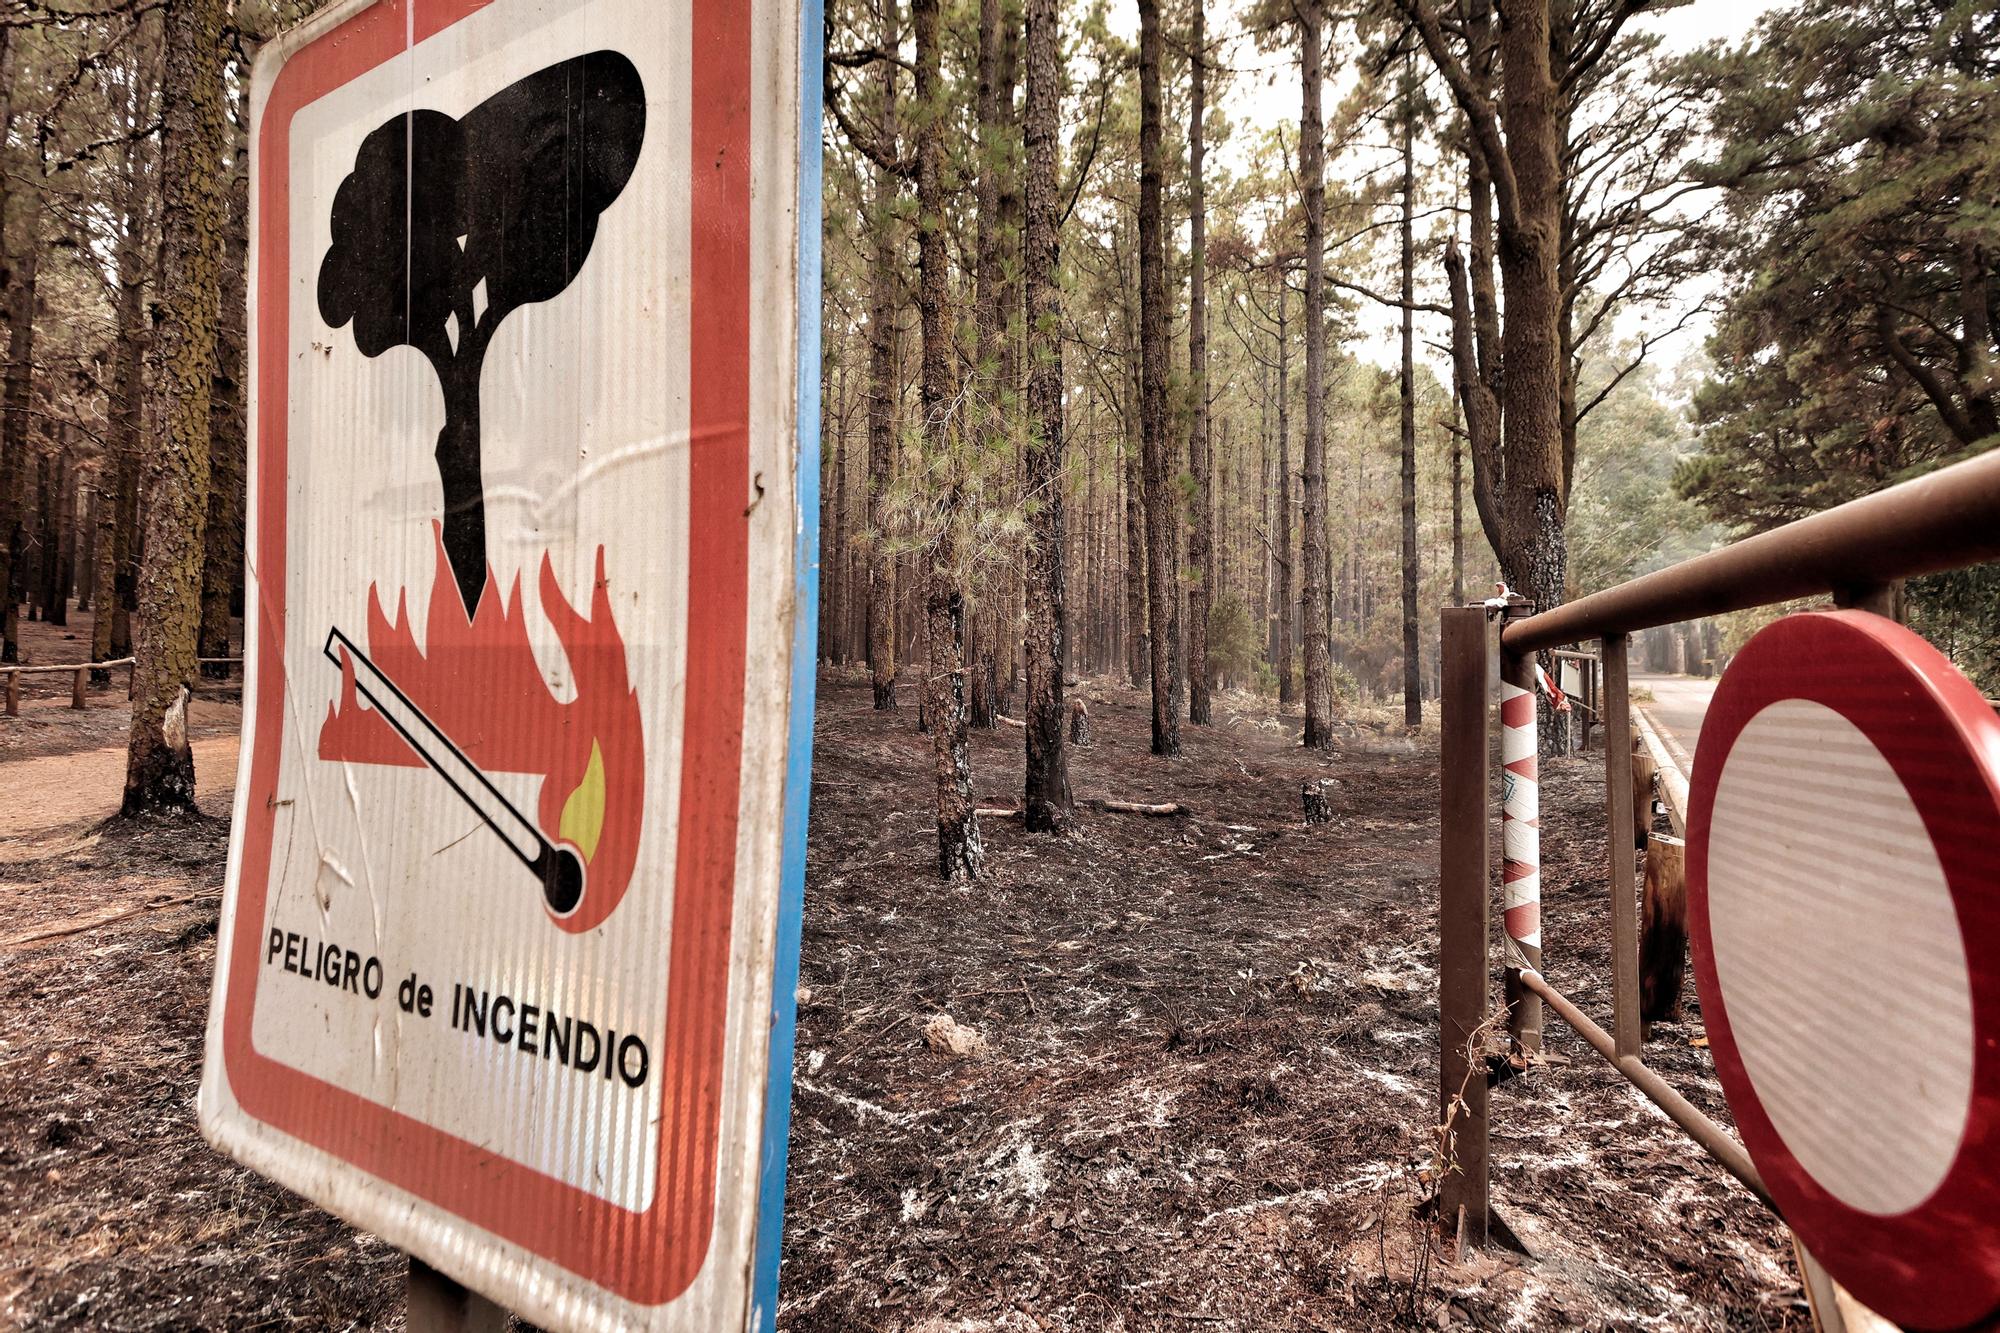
[0,673,1804,1329]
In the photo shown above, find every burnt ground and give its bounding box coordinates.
[0,669,1803,1330]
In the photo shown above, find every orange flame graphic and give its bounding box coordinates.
[319,523,644,932]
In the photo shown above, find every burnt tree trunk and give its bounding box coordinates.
[200,152,248,676]
[864,0,901,710]
[914,0,981,881]
[1273,288,1295,705]
[1298,0,1332,749]
[1398,60,1420,727]
[1184,0,1212,727]
[1123,396,1147,689]
[1020,0,1071,831]
[0,192,39,663]
[1137,0,1180,756]
[124,0,229,815]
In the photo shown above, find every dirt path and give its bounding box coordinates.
[0,676,1803,1330]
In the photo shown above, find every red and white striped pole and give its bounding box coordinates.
[1500,651,1544,1059]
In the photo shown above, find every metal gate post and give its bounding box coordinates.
[1439,606,1492,1245]
[1499,649,1544,1059]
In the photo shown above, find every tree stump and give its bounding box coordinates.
[1641,834,1688,1025]
[1301,778,1337,825]
[1069,698,1090,746]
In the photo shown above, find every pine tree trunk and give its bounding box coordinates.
[200,153,248,676]
[1021,0,1071,831]
[914,0,981,881]
[1123,401,1147,690]
[1297,0,1333,749]
[1451,407,1466,607]
[0,192,39,663]
[1398,63,1420,728]
[124,0,229,815]
[76,484,96,613]
[1184,0,1212,727]
[1274,288,1295,705]
[1137,0,1180,757]
[1495,0,1569,754]
[865,3,901,711]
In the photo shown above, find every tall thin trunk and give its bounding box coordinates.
[1451,401,1466,607]
[1298,0,1332,748]
[201,152,248,675]
[1021,0,1071,830]
[1185,0,1212,726]
[865,1,901,710]
[1123,427,1146,688]
[968,0,1005,731]
[1137,0,1180,756]
[1273,286,1295,704]
[124,0,229,814]
[0,192,39,663]
[914,0,981,880]
[1398,60,1420,728]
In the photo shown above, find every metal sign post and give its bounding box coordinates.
[199,0,822,1328]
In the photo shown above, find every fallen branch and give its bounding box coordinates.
[1091,799,1184,816]
[994,713,1026,728]
[0,892,217,950]
[976,799,1186,818]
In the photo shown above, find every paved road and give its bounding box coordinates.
[1631,672,1715,778]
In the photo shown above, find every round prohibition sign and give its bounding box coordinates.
[1688,610,2000,1330]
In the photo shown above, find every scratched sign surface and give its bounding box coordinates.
[198,0,820,1327]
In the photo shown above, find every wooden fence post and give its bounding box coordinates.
[1641,834,1689,1027]
[5,670,17,718]
[1603,635,1641,1059]
[71,667,87,710]
[1439,606,1492,1246]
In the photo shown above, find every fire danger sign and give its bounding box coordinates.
[1688,610,2000,1330]
[197,0,821,1327]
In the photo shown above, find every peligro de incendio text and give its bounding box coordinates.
[263,928,650,1090]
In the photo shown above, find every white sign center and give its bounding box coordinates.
[1706,696,1974,1216]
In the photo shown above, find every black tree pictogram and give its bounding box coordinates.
[318,51,647,615]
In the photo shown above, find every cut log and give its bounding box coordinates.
[995,713,1026,728]
[975,806,1021,818]
[1631,752,1657,850]
[1641,833,1688,1026]
[1301,778,1337,825]
[1092,799,1183,816]
[1069,697,1090,746]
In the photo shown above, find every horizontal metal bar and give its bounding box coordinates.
[1518,968,1774,1211]
[1503,450,2000,654]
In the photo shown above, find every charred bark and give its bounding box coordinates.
[124,0,229,815]
[914,0,982,880]
[1298,0,1333,749]
[1137,0,1180,757]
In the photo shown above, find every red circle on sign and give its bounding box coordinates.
[1688,610,2000,1329]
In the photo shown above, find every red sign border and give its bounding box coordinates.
[220,0,751,1305]
[1687,610,2000,1329]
